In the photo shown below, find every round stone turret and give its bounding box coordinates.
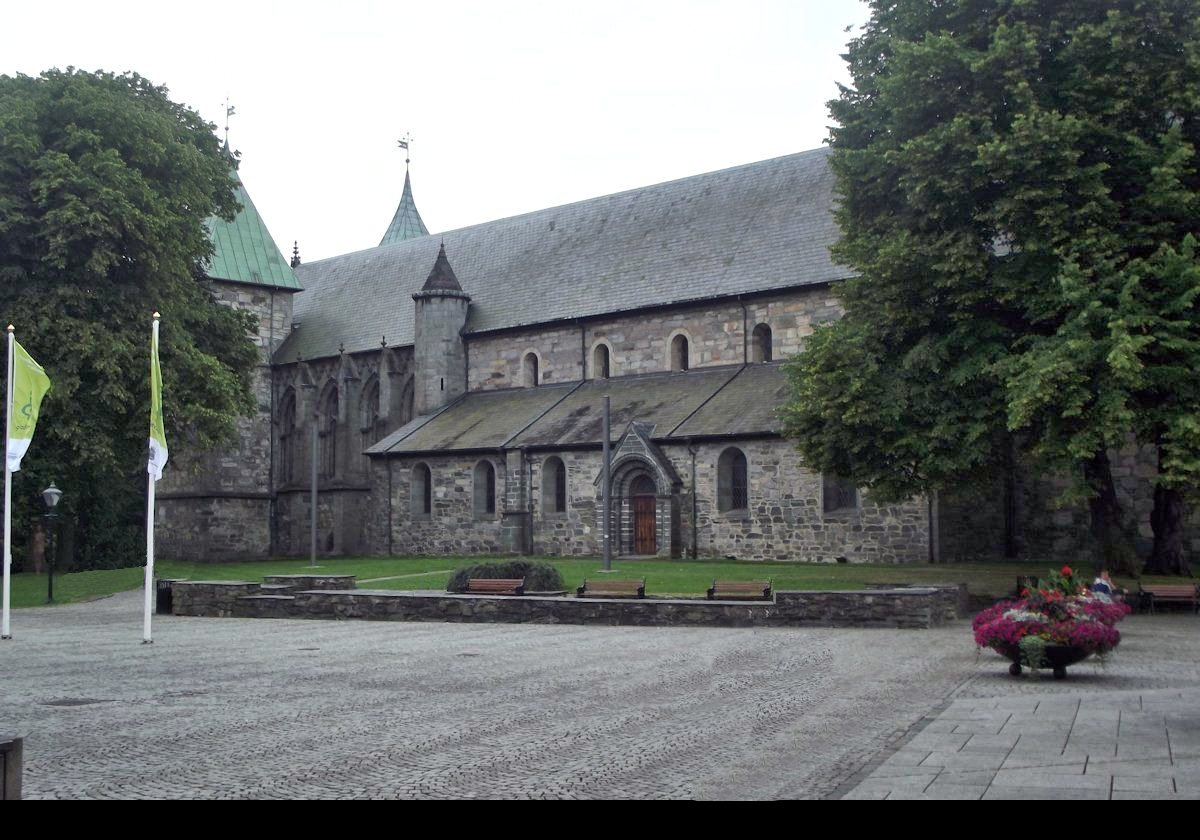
[412,243,470,415]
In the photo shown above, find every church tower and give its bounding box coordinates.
[412,244,469,415]
[380,139,429,245]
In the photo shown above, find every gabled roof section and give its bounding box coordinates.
[380,170,430,246]
[285,147,847,362]
[205,167,302,290]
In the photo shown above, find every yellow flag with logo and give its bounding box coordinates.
[6,339,51,473]
[148,318,168,481]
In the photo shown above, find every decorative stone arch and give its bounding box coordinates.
[358,374,383,475]
[411,461,433,519]
[521,349,543,388]
[473,459,498,518]
[392,374,415,426]
[667,329,692,372]
[751,322,773,363]
[588,339,614,380]
[277,387,298,485]
[594,421,682,557]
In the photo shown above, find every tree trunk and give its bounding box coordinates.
[1003,435,1018,558]
[1083,451,1133,576]
[1146,447,1191,576]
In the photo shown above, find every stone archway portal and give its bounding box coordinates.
[631,475,657,555]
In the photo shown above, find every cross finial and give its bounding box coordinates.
[398,132,414,169]
[291,241,301,268]
[223,97,237,147]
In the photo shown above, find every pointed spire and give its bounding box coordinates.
[421,242,462,292]
[379,140,429,246]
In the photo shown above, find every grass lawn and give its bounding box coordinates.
[6,555,1187,609]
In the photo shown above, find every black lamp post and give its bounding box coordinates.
[41,482,62,604]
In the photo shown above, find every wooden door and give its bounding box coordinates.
[633,496,657,554]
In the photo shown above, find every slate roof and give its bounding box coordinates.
[379,170,429,246]
[205,171,302,290]
[282,147,844,362]
[368,364,789,455]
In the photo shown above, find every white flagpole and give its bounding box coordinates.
[142,315,158,644]
[2,325,14,640]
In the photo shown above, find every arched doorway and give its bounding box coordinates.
[630,474,657,555]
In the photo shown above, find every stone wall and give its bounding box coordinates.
[156,281,293,561]
[274,486,372,557]
[369,437,930,563]
[464,287,842,391]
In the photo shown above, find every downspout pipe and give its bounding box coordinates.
[687,438,699,560]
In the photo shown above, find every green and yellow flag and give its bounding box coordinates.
[148,315,168,481]
[6,337,51,473]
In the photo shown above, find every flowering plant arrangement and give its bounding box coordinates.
[973,566,1129,665]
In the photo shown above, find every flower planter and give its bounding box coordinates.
[997,643,1090,679]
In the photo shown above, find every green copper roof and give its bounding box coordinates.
[205,170,302,290]
[379,169,429,245]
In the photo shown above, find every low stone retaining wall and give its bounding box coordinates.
[174,580,968,629]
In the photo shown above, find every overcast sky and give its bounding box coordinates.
[2,0,870,263]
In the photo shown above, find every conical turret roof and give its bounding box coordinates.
[420,242,463,292]
[380,170,429,245]
[205,161,301,290]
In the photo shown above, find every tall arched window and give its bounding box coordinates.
[823,473,858,514]
[524,352,540,387]
[474,460,497,516]
[593,344,610,379]
[542,456,567,513]
[670,334,689,371]
[359,377,381,474]
[752,323,773,363]
[278,389,297,484]
[717,447,748,512]
[412,463,432,517]
[318,382,338,479]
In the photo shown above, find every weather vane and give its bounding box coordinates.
[398,131,414,168]
[223,97,236,146]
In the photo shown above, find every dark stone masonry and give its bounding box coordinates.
[171,579,969,630]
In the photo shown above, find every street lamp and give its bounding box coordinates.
[41,482,62,604]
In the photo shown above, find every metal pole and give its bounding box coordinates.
[602,395,611,572]
[310,406,318,568]
[45,515,54,604]
[2,326,13,639]
[143,314,159,644]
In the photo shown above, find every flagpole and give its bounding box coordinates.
[2,325,14,640]
[142,314,159,644]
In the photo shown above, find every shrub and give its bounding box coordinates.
[446,560,564,593]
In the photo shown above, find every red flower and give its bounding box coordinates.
[1061,565,1073,577]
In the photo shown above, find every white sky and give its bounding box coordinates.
[1,0,869,262]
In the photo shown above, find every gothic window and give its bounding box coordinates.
[593,344,610,379]
[474,460,497,517]
[717,447,749,512]
[524,352,539,387]
[752,323,773,363]
[670,334,689,371]
[359,377,381,474]
[542,456,567,513]
[278,389,297,484]
[823,473,858,514]
[412,463,432,517]
[318,382,338,479]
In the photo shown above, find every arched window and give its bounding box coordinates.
[823,473,858,514]
[278,389,297,484]
[717,447,748,512]
[359,377,381,474]
[752,323,773,363]
[524,352,540,387]
[542,456,567,513]
[318,383,338,479]
[473,460,497,516]
[670,334,689,371]
[593,344,611,379]
[412,463,432,517]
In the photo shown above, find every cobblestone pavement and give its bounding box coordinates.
[0,589,989,800]
[844,614,1200,800]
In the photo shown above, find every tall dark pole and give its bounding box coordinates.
[602,395,611,571]
[310,406,319,568]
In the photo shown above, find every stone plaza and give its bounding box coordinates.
[3,590,1197,799]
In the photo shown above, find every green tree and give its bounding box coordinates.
[784,1,1200,573]
[0,68,257,569]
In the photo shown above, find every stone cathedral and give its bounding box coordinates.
[154,147,1194,565]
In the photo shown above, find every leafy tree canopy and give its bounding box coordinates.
[785,1,1200,511]
[0,68,257,567]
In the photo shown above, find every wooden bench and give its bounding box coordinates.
[707,579,772,601]
[576,578,645,599]
[466,578,525,596]
[1140,584,1199,614]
